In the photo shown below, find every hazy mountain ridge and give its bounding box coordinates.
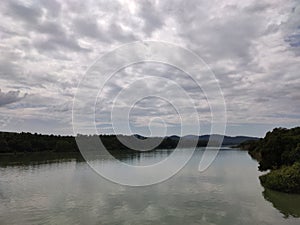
[180,134,259,146]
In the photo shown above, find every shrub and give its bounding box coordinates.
[259,162,300,193]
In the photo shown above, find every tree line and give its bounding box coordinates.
[0,131,209,154]
[240,127,300,193]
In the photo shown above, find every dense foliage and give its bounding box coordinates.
[242,127,300,193]
[0,132,78,153]
[0,132,210,154]
[260,162,300,193]
[247,127,300,171]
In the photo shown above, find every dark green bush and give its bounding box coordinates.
[259,162,300,193]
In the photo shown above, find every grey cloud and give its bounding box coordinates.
[40,0,61,17]
[286,33,300,47]
[137,0,165,35]
[281,4,300,54]
[73,18,105,39]
[4,1,89,54]
[0,60,20,79]
[109,23,137,42]
[5,0,62,24]
[50,102,72,113]
[73,18,136,43]
[243,2,271,13]
[0,89,27,107]
[6,1,42,24]
[182,12,262,62]
[5,4,60,37]
[34,34,90,52]
[37,21,64,36]
[0,0,300,136]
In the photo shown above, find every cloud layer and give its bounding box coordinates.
[0,89,26,106]
[0,0,299,136]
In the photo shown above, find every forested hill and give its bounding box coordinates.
[0,131,257,154]
[184,134,259,146]
[240,127,300,193]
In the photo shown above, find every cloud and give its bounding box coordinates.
[73,17,105,40]
[6,1,42,24]
[0,89,27,107]
[0,0,299,136]
[137,0,165,35]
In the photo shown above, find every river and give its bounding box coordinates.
[0,149,299,225]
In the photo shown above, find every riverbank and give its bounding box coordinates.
[238,127,300,193]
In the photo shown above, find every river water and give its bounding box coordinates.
[0,149,299,225]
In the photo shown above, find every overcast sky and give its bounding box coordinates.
[0,0,299,137]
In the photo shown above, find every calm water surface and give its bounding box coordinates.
[0,149,300,225]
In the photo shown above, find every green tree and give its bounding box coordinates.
[55,140,74,152]
[0,138,9,153]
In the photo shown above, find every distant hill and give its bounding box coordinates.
[178,134,259,146]
[135,134,258,146]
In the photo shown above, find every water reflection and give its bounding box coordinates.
[112,149,174,166]
[0,150,300,225]
[263,188,300,218]
[0,152,84,167]
[0,149,175,167]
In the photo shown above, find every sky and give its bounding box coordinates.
[0,0,299,137]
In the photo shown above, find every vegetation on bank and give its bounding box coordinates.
[239,127,300,193]
[0,131,210,154]
[260,162,300,193]
[0,131,259,155]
